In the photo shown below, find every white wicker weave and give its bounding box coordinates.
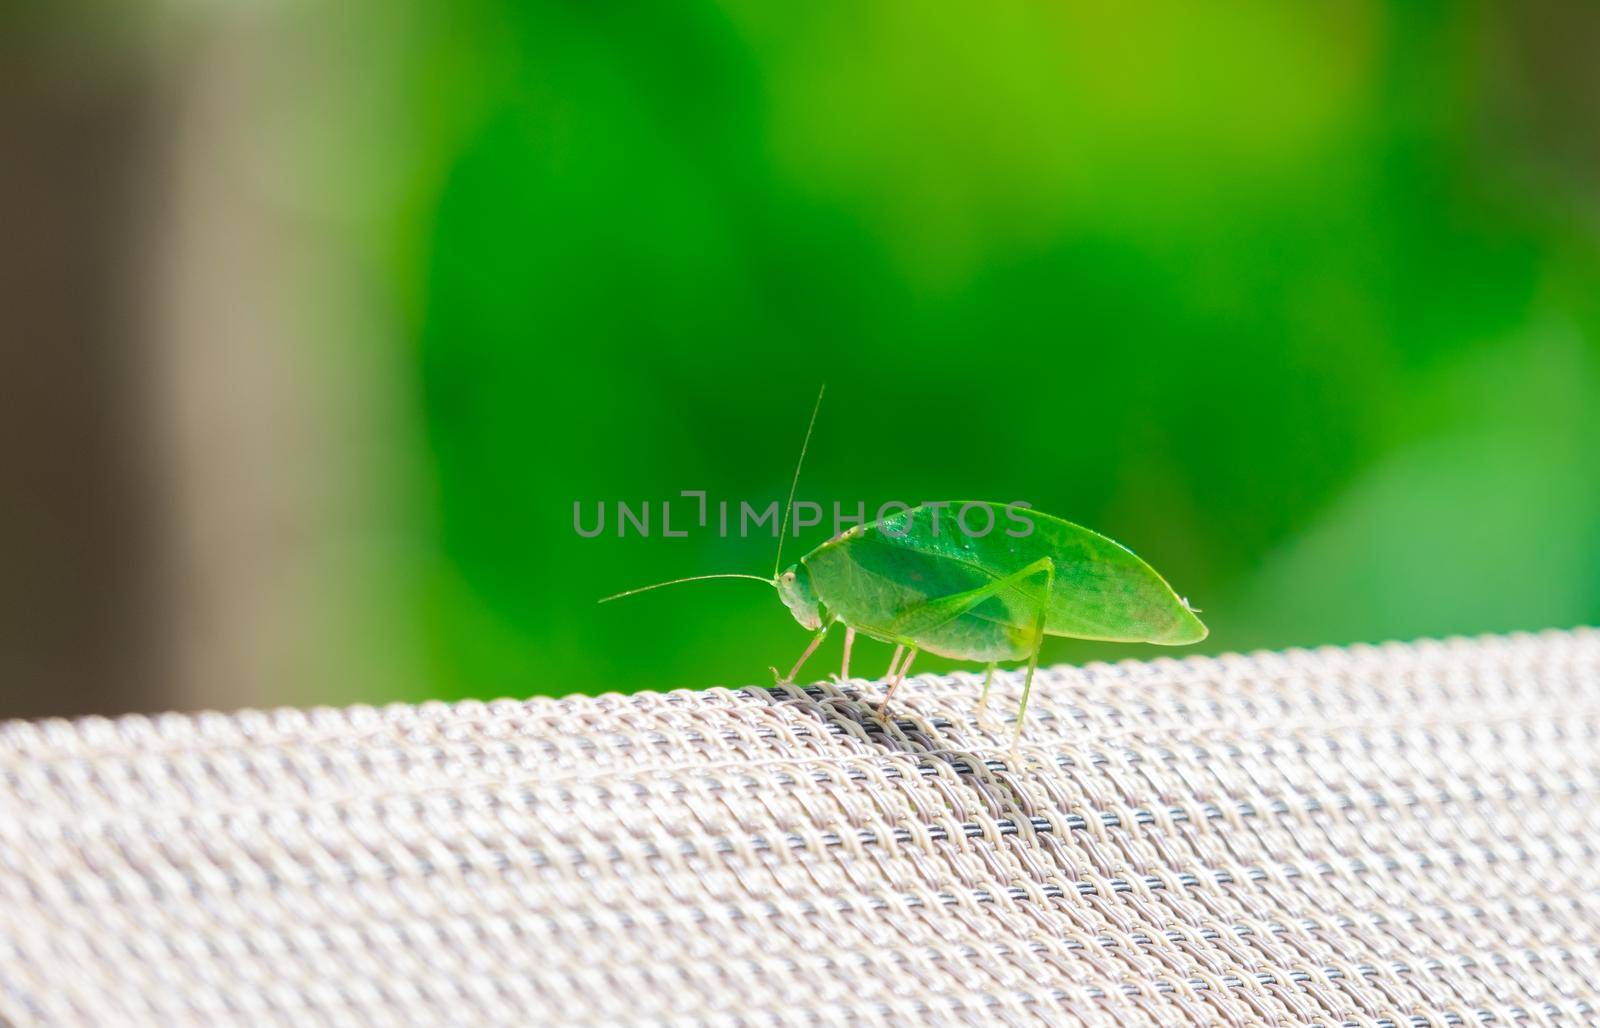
[2,629,1598,1026]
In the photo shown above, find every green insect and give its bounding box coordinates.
[601,388,1206,744]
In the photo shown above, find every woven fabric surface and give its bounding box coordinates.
[3,630,1599,1027]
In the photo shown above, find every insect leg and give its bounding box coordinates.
[976,663,997,724]
[1011,560,1055,751]
[877,557,1056,736]
[779,623,831,683]
[839,626,856,681]
[877,646,917,716]
[885,644,905,681]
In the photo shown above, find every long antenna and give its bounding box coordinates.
[774,384,825,578]
[598,573,773,604]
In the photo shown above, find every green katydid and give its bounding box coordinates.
[600,388,1206,744]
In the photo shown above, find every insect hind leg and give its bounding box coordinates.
[1011,559,1055,751]
[878,557,1056,741]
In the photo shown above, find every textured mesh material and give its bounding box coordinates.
[3,629,1599,1026]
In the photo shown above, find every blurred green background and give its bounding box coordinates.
[4,1,1598,716]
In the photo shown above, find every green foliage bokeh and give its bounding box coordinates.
[372,1,1600,702]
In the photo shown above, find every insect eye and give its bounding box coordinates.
[783,571,795,582]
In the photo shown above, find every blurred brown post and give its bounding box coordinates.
[0,22,171,719]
